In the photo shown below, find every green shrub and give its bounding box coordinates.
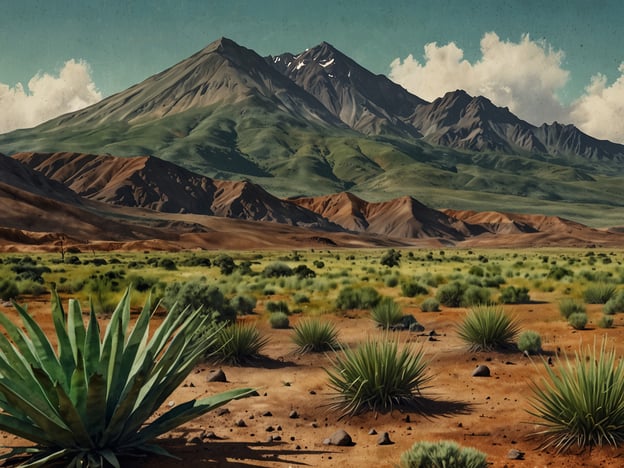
[0,279,19,301]
[559,298,585,319]
[468,265,485,277]
[17,279,47,296]
[0,290,254,466]
[213,254,236,275]
[158,258,177,270]
[604,291,624,315]
[461,285,491,306]
[371,297,403,330]
[230,294,257,315]
[548,265,573,280]
[292,319,339,353]
[420,298,440,312]
[326,337,430,417]
[163,281,235,323]
[517,330,542,354]
[598,314,614,329]
[380,248,401,267]
[266,300,290,314]
[583,283,617,304]
[385,275,399,287]
[207,323,268,365]
[568,312,588,330]
[335,286,380,310]
[529,340,624,452]
[400,280,428,298]
[436,281,465,307]
[500,286,531,304]
[269,312,290,329]
[293,293,310,304]
[399,440,488,468]
[457,305,519,352]
[262,262,294,278]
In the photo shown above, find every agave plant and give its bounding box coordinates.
[291,318,339,354]
[0,289,254,467]
[457,305,519,352]
[528,339,624,453]
[326,337,431,418]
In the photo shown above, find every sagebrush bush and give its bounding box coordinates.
[499,285,531,304]
[462,285,491,306]
[568,312,588,330]
[457,305,519,351]
[206,323,268,365]
[265,300,290,314]
[292,319,339,353]
[269,312,290,329]
[420,298,440,312]
[230,294,256,315]
[529,340,624,452]
[326,337,430,417]
[263,262,294,278]
[399,440,488,468]
[163,280,235,323]
[598,314,614,328]
[604,290,624,315]
[436,281,465,307]
[583,283,617,304]
[517,330,542,354]
[335,286,380,310]
[559,298,585,319]
[371,297,403,329]
[400,280,428,297]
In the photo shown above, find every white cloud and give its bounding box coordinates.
[569,63,624,143]
[390,32,570,125]
[0,59,101,134]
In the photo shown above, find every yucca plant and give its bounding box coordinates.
[291,319,339,353]
[371,297,403,329]
[399,440,488,468]
[0,289,254,467]
[325,337,431,418]
[207,322,268,365]
[457,305,519,352]
[528,339,624,453]
[583,283,616,304]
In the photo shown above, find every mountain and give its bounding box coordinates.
[292,192,481,239]
[412,90,624,163]
[267,42,425,138]
[1,38,624,227]
[13,152,339,229]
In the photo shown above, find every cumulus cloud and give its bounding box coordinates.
[570,64,624,143]
[0,59,102,134]
[390,32,570,125]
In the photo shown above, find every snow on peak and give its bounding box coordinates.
[295,60,306,70]
[320,58,335,68]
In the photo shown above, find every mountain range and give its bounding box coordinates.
[0,37,623,247]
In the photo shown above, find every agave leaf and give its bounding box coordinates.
[84,372,107,440]
[55,381,93,448]
[133,388,256,443]
[10,301,66,386]
[99,449,120,468]
[67,299,87,364]
[69,349,88,417]
[105,309,127,419]
[0,310,38,366]
[84,304,102,379]
[0,413,53,446]
[16,448,71,468]
[51,289,76,387]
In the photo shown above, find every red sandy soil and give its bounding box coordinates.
[1,293,624,467]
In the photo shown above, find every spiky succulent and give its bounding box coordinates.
[0,289,254,467]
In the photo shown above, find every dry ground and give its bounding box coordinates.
[2,294,624,467]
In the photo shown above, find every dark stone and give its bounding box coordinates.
[207,369,227,382]
[507,449,525,460]
[262,411,273,417]
[368,428,377,435]
[289,410,299,419]
[323,429,354,446]
[235,419,246,427]
[266,426,275,432]
[202,431,220,440]
[472,365,491,377]
[217,408,230,416]
[377,432,393,445]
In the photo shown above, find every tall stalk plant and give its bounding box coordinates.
[0,289,254,467]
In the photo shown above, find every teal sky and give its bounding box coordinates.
[2,0,622,100]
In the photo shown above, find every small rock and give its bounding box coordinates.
[403,415,411,423]
[377,432,393,445]
[472,365,491,377]
[324,429,354,446]
[188,436,203,444]
[289,410,299,419]
[202,431,220,440]
[368,428,378,435]
[429,330,439,336]
[311,422,319,428]
[507,449,525,460]
[266,426,275,432]
[309,390,317,395]
[167,401,175,407]
[235,419,246,427]
[277,425,282,431]
[272,435,282,441]
[207,369,227,382]
[262,411,273,417]
[217,408,230,416]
